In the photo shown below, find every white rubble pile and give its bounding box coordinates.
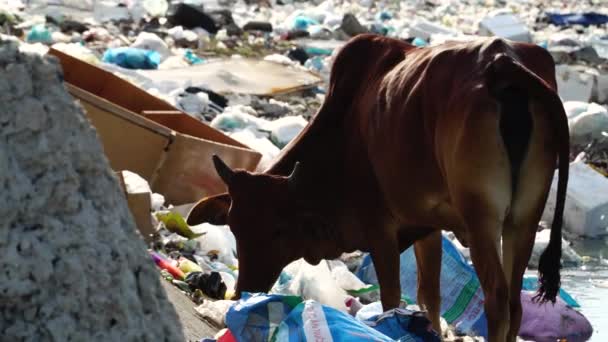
[0,36,183,341]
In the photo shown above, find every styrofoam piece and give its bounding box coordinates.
[408,19,458,41]
[542,161,608,237]
[479,14,532,42]
[555,65,595,102]
[568,102,608,145]
[597,72,608,104]
[564,101,594,119]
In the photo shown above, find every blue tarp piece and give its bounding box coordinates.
[546,12,608,26]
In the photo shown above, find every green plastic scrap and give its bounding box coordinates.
[172,279,191,293]
[156,212,205,239]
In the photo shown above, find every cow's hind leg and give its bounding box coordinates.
[501,215,537,342]
[448,99,513,341]
[466,214,509,342]
[414,229,442,334]
[502,101,557,342]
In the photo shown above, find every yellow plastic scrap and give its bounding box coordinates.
[156,212,205,239]
[178,257,203,275]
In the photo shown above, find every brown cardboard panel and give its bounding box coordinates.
[126,192,155,243]
[48,47,251,149]
[141,110,234,145]
[132,58,323,96]
[116,171,155,243]
[67,83,261,205]
[152,133,260,205]
[70,85,171,180]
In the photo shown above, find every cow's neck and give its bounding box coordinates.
[264,100,374,255]
[264,99,348,205]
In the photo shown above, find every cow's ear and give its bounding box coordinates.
[187,193,231,226]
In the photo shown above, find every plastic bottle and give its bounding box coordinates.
[150,251,185,280]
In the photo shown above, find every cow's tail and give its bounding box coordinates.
[485,53,569,303]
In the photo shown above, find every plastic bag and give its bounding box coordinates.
[226,293,393,341]
[131,31,171,60]
[519,291,592,341]
[274,300,394,341]
[261,115,308,148]
[356,235,486,336]
[102,47,161,70]
[271,259,350,312]
[193,223,238,267]
[225,293,303,341]
[361,308,441,341]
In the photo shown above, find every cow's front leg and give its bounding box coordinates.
[370,235,401,310]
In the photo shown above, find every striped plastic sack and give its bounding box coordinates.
[272,300,394,341]
[356,235,487,337]
[225,293,303,342]
[226,293,394,342]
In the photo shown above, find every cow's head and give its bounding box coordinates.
[201,154,312,298]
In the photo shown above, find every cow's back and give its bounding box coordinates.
[362,37,556,228]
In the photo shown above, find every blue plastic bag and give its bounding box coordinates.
[225,293,302,342]
[102,47,161,70]
[275,300,394,341]
[226,293,392,341]
[522,276,580,308]
[26,24,52,44]
[362,308,441,342]
[292,16,320,31]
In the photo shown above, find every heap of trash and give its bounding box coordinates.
[1,0,607,340]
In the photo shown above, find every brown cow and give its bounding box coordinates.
[187,34,569,342]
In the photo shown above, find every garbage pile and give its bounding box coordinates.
[1,0,608,171]
[2,0,607,340]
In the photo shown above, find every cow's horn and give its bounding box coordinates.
[212,154,235,185]
[287,161,301,190]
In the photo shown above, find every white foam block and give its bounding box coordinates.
[542,161,608,237]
